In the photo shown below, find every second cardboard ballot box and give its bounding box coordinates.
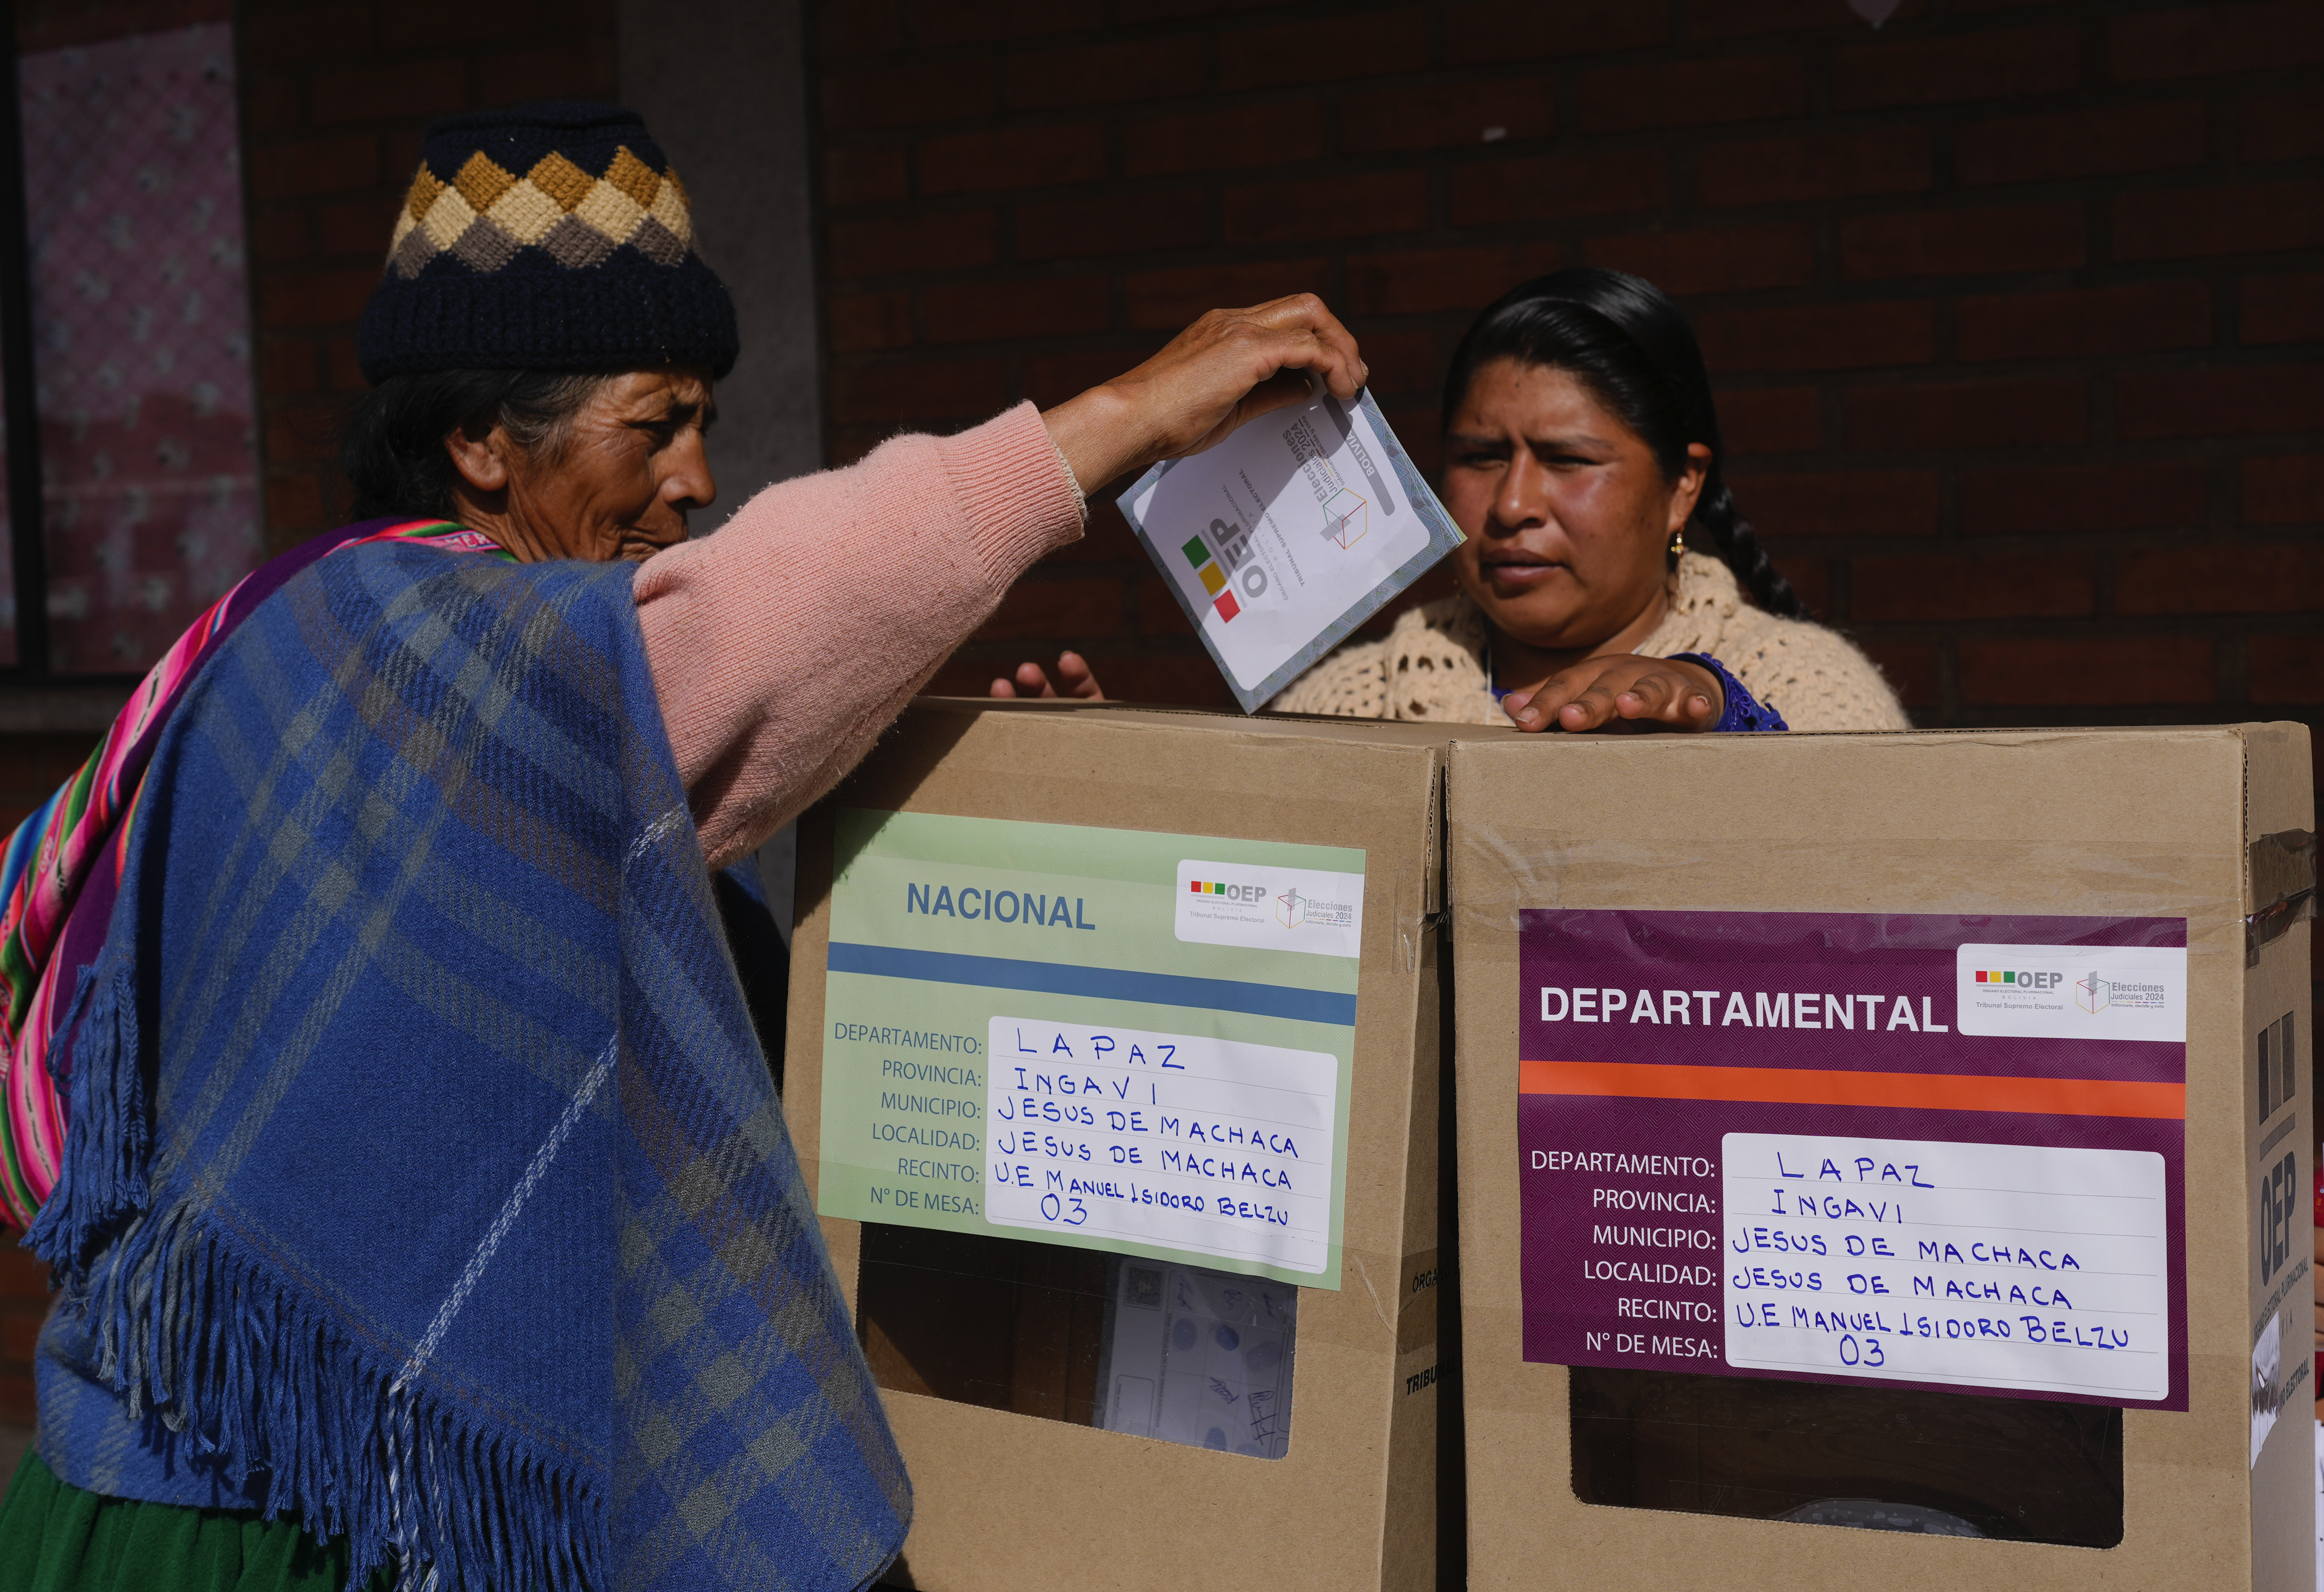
[786,701,1450,1592]
[1450,725,2316,1590]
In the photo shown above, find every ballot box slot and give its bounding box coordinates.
[1569,1366,2124,1546]
[858,1222,1299,1460]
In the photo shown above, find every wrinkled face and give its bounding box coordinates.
[1441,359,1701,653]
[486,369,718,563]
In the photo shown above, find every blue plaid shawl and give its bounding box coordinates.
[27,540,909,1590]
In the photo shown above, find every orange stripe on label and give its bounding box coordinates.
[1518,1060,2184,1120]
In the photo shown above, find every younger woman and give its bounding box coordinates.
[1003,269,1907,735]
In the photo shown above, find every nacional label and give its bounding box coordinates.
[818,808,1364,1289]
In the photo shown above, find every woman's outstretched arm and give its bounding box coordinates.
[635,402,1083,868]
[637,294,1370,868]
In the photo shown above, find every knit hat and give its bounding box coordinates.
[357,103,739,382]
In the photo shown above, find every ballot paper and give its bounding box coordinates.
[1098,1256,1297,1460]
[1120,386,1463,713]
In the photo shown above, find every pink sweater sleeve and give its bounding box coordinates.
[634,401,1084,867]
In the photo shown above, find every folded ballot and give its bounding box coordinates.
[1120,385,1464,713]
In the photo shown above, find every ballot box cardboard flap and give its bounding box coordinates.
[1448,724,2316,1591]
[785,699,1452,1592]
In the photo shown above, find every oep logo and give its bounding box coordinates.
[1189,878,1266,905]
[1973,968,2063,991]
[1179,520,1269,623]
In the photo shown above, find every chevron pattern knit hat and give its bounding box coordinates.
[357,102,739,382]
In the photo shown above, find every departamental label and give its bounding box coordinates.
[1721,1131,2169,1401]
[986,1015,1338,1276]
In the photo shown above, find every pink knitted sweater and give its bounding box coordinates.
[634,401,1083,867]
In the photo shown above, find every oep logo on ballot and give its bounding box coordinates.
[1118,383,1465,712]
[1173,475,1373,628]
[1179,520,1263,623]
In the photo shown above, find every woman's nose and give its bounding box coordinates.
[1493,453,1549,530]
[665,435,717,512]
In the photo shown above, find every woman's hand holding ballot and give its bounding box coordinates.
[1040,293,1369,492]
[1000,293,1368,704]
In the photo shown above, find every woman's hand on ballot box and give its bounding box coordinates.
[1499,653,1723,733]
[988,648,1724,726]
[991,650,1103,701]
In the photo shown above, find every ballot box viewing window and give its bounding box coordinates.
[1569,1366,2125,1546]
[857,1223,1298,1459]
[0,2,263,675]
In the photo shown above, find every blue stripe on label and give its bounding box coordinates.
[826,942,1358,1028]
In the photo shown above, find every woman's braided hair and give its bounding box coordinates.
[1440,267,1807,620]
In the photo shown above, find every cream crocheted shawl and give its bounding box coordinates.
[1267,552,1910,731]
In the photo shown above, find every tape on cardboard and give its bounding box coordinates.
[1448,822,2244,953]
[2245,827,2316,966]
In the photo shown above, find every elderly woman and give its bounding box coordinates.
[1005,269,1907,736]
[0,104,1369,1592]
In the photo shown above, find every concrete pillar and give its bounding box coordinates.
[618,0,823,511]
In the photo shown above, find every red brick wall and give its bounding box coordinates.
[808,0,2322,749]
[241,0,619,550]
[16,0,224,50]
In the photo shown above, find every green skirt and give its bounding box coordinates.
[0,1448,384,1592]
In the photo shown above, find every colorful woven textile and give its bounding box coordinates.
[0,519,495,1229]
[29,538,908,1591]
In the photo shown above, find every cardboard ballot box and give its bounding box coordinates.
[785,700,1451,1592]
[1449,725,2316,1590]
